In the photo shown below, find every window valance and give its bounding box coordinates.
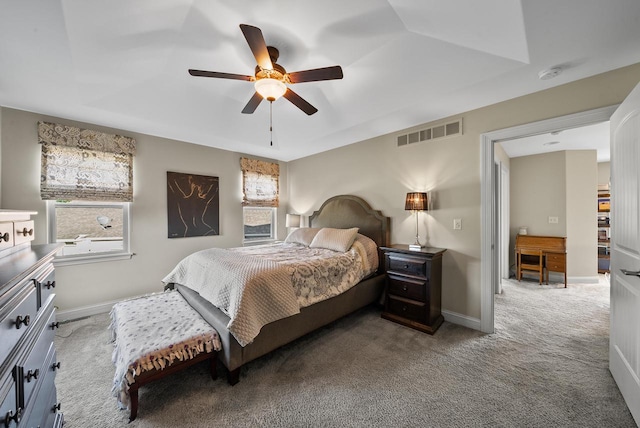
[38,121,136,202]
[240,157,279,207]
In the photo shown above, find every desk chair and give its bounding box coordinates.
[517,249,544,284]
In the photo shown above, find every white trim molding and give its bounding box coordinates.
[442,309,481,331]
[480,105,618,334]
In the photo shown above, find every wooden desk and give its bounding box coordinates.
[515,235,567,287]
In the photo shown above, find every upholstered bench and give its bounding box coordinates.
[110,291,221,421]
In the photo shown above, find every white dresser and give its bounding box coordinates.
[0,211,63,428]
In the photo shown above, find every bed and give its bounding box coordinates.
[163,194,390,384]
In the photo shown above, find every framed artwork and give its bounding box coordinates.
[167,171,219,238]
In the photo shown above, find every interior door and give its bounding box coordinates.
[610,81,640,425]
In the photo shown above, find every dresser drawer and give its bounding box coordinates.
[21,310,56,407]
[13,221,35,246]
[0,287,38,364]
[386,295,426,323]
[0,222,14,250]
[386,254,428,278]
[387,275,426,301]
[22,348,57,428]
[0,376,18,428]
[33,264,56,310]
[546,253,566,271]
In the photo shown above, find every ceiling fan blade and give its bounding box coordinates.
[242,92,263,114]
[283,88,318,115]
[189,69,253,81]
[287,66,343,84]
[240,24,273,70]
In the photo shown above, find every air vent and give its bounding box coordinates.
[397,118,463,147]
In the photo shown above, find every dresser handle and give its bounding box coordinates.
[44,280,56,289]
[402,285,408,291]
[52,403,61,412]
[404,264,409,269]
[16,227,33,236]
[50,322,60,330]
[0,232,9,242]
[4,408,22,426]
[52,361,61,371]
[621,269,640,277]
[402,305,407,312]
[26,369,40,382]
[15,314,30,329]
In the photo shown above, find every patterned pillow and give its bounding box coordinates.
[284,228,321,246]
[309,227,360,252]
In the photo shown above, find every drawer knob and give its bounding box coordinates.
[15,314,30,329]
[404,264,409,269]
[0,232,9,242]
[44,280,56,289]
[26,368,40,382]
[402,305,407,312]
[51,321,60,330]
[16,227,34,236]
[4,408,22,426]
[402,285,408,291]
[52,361,61,371]
[52,402,61,412]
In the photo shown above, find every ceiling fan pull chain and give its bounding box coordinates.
[269,101,273,146]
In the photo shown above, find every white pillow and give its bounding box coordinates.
[284,228,320,246]
[309,227,360,252]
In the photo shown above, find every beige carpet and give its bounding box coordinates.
[54,277,636,427]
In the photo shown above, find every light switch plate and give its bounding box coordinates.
[548,216,559,224]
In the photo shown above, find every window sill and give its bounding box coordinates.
[53,251,133,267]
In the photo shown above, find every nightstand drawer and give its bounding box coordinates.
[387,275,426,301]
[387,295,425,323]
[546,253,565,271]
[386,254,427,278]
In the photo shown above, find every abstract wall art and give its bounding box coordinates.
[167,171,219,238]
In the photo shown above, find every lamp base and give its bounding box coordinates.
[409,244,424,251]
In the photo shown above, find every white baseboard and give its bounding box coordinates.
[56,299,121,322]
[567,276,600,284]
[442,309,481,331]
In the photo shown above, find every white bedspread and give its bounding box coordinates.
[162,238,376,346]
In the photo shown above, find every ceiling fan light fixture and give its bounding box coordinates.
[255,78,286,101]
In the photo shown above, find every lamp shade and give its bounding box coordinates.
[286,213,301,228]
[405,192,428,211]
[255,78,287,101]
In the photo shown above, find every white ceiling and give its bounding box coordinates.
[1,0,639,162]
[500,121,611,162]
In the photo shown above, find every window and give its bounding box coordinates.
[47,201,131,264]
[240,157,279,244]
[38,121,135,264]
[243,207,276,242]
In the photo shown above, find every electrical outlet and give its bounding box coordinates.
[548,216,559,224]
[453,218,462,230]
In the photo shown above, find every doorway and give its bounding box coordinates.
[479,105,618,334]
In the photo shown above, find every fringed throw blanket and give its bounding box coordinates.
[162,248,300,347]
[110,291,221,410]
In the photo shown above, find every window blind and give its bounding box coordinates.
[38,121,136,202]
[240,157,279,207]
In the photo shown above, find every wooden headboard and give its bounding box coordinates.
[308,195,390,247]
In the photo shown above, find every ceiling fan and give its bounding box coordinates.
[188,24,343,116]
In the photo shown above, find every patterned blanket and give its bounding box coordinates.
[110,291,221,410]
[162,240,376,346]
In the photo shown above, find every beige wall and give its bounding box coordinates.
[510,152,567,239]
[598,162,611,189]
[289,63,640,321]
[566,150,598,279]
[0,108,289,313]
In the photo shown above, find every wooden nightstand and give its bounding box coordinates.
[380,245,446,334]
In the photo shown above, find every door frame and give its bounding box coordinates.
[479,105,618,333]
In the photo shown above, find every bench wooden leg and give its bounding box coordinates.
[129,386,139,422]
[228,367,241,386]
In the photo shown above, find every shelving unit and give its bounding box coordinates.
[598,191,610,273]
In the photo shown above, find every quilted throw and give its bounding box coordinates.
[109,291,221,410]
[163,247,300,347]
[162,239,376,346]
